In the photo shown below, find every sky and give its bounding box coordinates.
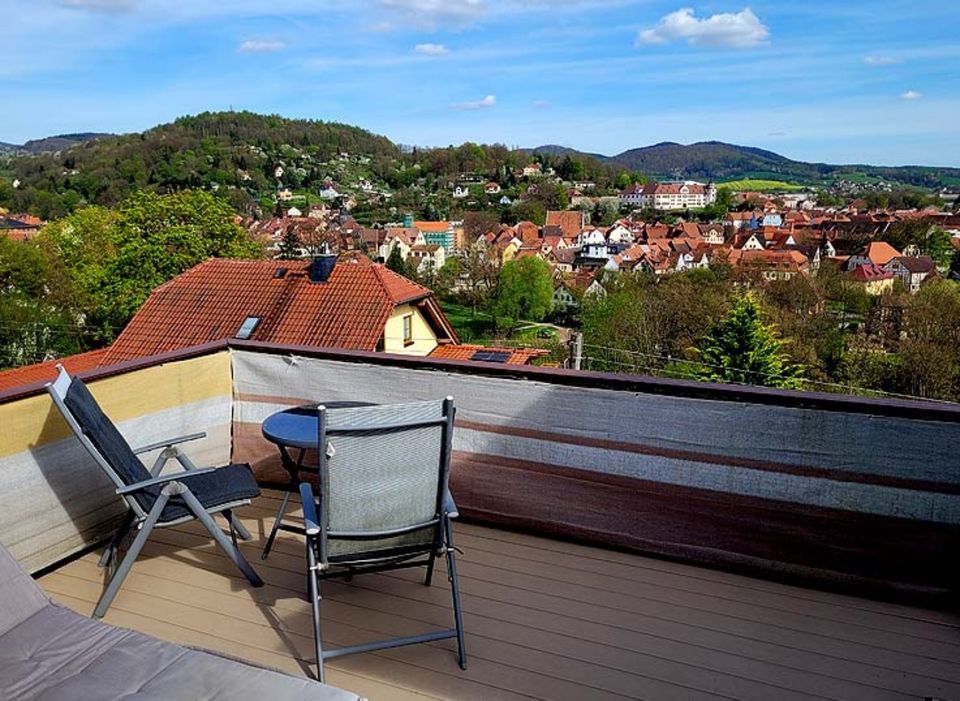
[1,0,958,166]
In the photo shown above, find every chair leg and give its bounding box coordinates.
[261,488,293,560]
[444,517,467,670]
[93,495,168,619]
[306,537,326,683]
[180,489,264,588]
[99,511,135,569]
[223,509,253,541]
[424,549,437,586]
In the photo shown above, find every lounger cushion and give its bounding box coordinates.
[0,544,361,701]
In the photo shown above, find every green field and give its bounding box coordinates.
[439,302,496,341]
[719,179,805,192]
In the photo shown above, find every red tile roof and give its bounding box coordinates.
[544,210,584,239]
[0,348,109,393]
[103,258,444,364]
[850,264,894,282]
[429,344,549,366]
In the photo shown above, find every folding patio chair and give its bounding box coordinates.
[299,398,466,682]
[47,366,263,619]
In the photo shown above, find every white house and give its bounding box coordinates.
[606,224,634,245]
[700,224,725,245]
[884,256,936,293]
[452,185,470,199]
[319,184,341,200]
[621,181,717,210]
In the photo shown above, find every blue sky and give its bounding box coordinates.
[2,0,958,166]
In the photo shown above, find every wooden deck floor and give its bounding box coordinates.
[39,491,960,701]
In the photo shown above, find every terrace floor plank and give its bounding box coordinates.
[39,491,960,701]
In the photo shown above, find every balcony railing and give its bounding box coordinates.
[1,339,958,601]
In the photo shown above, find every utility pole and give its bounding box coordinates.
[568,332,583,371]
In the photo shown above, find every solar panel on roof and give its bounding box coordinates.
[470,350,511,363]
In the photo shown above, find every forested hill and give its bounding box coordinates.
[0,132,113,156]
[531,140,960,189]
[0,112,400,217]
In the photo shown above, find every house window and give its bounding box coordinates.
[402,314,413,346]
[235,316,261,340]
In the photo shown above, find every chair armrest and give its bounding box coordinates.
[116,467,219,495]
[299,482,321,536]
[132,432,207,455]
[444,491,459,519]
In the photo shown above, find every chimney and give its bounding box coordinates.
[308,253,337,283]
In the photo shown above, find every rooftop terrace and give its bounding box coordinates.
[2,340,958,699]
[39,490,960,701]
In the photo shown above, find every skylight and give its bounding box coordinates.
[236,316,261,340]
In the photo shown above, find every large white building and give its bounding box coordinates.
[621,181,717,209]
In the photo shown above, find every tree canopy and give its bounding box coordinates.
[493,256,554,324]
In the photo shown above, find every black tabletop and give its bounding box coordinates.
[261,402,373,449]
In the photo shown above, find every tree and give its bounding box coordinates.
[38,189,263,338]
[385,244,411,278]
[510,200,546,226]
[461,210,500,240]
[493,256,553,324]
[276,225,302,259]
[695,293,804,388]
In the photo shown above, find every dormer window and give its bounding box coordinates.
[236,316,261,340]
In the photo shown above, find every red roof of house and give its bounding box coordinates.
[0,348,109,393]
[102,258,446,364]
[862,241,901,266]
[545,210,584,239]
[429,344,549,366]
[850,264,894,282]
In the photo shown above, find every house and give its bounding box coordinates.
[286,206,302,217]
[884,256,937,293]
[733,249,810,281]
[413,221,456,253]
[725,211,755,230]
[552,281,578,311]
[521,163,542,178]
[408,244,446,275]
[499,195,513,206]
[0,215,42,242]
[848,241,901,269]
[484,182,501,195]
[545,210,585,239]
[98,257,459,361]
[378,227,421,261]
[452,185,470,199]
[318,183,341,200]
[276,189,294,201]
[700,224,725,245]
[619,183,645,208]
[849,263,895,295]
[622,181,717,210]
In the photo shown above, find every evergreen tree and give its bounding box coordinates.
[696,293,804,388]
[385,244,411,278]
[276,225,302,260]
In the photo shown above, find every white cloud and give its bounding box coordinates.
[451,94,496,110]
[239,39,287,53]
[60,0,135,12]
[638,7,769,49]
[414,43,449,56]
[900,90,922,100]
[865,55,901,65]
[532,99,551,109]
